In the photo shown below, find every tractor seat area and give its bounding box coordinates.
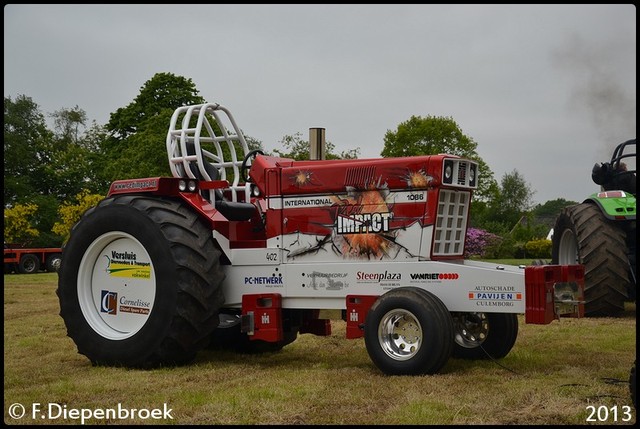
[187,147,258,222]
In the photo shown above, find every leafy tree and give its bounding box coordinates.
[380,115,497,202]
[53,190,105,241]
[472,169,537,238]
[532,198,578,218]
[272,132,360,160]
[40,106,107,201]
[51,105,87,143]
[4,95,54,207]
[4,203,40,244]
[494,169,535,228]
[27,194,65,247]
[530,198,578,230]
[106,72,205,140]
[98,73,206,182]
[82,122,113,193]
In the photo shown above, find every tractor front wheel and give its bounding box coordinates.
[364,287,453,375]
[451,312,518,360]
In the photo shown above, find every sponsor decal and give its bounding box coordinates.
[356,270,402,289]
[100,290,151,315]
[244,275,283,286]
[336,212,392,234]
[119,296,151,315]
[409,272,459,282]
[112,179,158,192]
[100,290,118,315]
[307,272,349,290]
[469,285,522,307]
[104,252,151,279]
[356,271,401,282]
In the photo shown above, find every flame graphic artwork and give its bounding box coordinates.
[402,168,434,189]
[290,170,316,187]
[332,182,396,259]
[285,171,431,261]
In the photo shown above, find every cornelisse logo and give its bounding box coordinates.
[100,290,117,315]
[410,273,459,280]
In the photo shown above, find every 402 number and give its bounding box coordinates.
[586,405,633,422]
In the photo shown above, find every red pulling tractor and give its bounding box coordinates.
[57,103,584,376]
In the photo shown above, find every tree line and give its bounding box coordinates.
[4,72,576,254]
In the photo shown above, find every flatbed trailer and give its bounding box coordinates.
[4,246,63,274]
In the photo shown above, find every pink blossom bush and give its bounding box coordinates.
[464,227,501,258]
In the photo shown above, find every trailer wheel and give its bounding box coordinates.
[364,288,453,375]
[18,254,40,274]
[57,195,225,368]
[451,312,518,359]
[210,310,299,353]
[45,253,62,273]
[552,203,629,317]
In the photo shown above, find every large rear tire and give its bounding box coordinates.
[551,203,629,317]
[57,195,225,368]
[364,288,453,375]
[451,312,518,360]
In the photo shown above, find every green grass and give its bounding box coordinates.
[4,272,636,425]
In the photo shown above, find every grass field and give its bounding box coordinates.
[4,271,636,425]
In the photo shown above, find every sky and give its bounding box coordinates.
[4,4,636,205]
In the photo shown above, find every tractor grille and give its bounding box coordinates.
[345,166,377,188]
[442,159,477,189]
[433,190,470,256]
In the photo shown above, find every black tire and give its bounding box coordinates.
[451,312,518,360]
[18,254,40,274]
[45,253,62,273]
[57,195,225,368]
[551,203,630,317]
[364,287,453,375]
[631,360,637,410]
[209,310,299,353]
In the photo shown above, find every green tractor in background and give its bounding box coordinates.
[551,139,636,409]
[551,138,636,318]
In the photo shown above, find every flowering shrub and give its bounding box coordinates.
[524,239,552,258]
[464,227,502,258]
